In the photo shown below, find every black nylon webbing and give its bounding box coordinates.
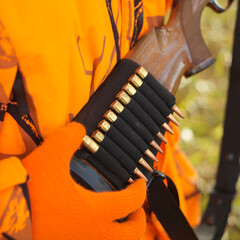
[94,147,131,182]
[148,172,198,240]
[113,117,148,153]
[118,108,153,144]
[100,136,137,172]
[138,82,171,117]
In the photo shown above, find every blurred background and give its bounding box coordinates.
[175,1,240,239]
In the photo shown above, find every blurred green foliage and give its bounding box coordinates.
[176,1,240,238]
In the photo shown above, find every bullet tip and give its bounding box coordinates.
[139,158,153,172]
[150,140,164,153]
[167,113,179,126]
[172,105,184,119]
[157,131,167,144]
[145,149,158,163]
[134,168,148,181]
[128,178,134,183]
[162,122,174,135]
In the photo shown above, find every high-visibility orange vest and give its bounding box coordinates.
[0,0,200,239]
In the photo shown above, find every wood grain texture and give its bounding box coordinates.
[126,0,215,95]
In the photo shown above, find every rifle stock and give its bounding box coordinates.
[126,0,215,95]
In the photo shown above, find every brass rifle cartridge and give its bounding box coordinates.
[129,74,143,88]
[122,83,136,97]
[98,120,111,132]
[92,130,105,143]
[116,91,131,105]
[136,66,148,79]
[103,110,117,123]
[82,135,99,153]
[110,100,124,114]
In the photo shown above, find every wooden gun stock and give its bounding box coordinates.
[126,0,232,95]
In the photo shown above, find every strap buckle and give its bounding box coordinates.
[153,170,166,178]
[147,170,166,187]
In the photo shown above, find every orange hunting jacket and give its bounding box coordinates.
[0,0,200,239]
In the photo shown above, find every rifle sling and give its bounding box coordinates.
[148,171,198,240]
[195,1,240,239]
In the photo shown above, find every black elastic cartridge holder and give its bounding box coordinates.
[71,59,165,191]
[117,108,153,144]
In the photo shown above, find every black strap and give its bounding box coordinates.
[7,69,43,146]
[130,0,143,48]
[148,171,198,240]
[105,0,121,61]
[195,1,240,239]
[7,103,43,146]
[12,69,30,114]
